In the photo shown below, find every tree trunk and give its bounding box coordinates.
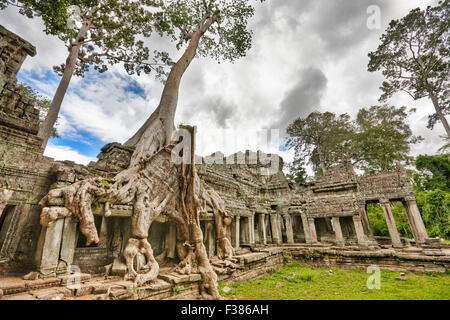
[38,15,233,299]
[126,18,215,167]
[37,24,89,149]
[316,144,328,174]
[429,92,450,138]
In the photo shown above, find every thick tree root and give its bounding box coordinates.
[39,134,235,299]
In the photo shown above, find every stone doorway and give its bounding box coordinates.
[0,205,15,254]
[366,201,403,248]
[292,215,305,243]
[340,216,357,244]
[314,217,335,242]
[239,216,250,245]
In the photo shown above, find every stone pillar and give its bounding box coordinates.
[331,217,344,246]
[270,214,281,244]
[283,214,294,244]
[301,213,312,243]
[259,213,267,244]
[35,218,65,276]
[234,216,240,250]
[352,215,370,246]
[249,215,255,245]
[403,198,428,244]
[166,222,177,259]
[358,202,373,236]
[307,218,318,243]
[57,217,78,274]
[379,200,402,248]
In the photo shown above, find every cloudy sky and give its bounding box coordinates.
[0,0,446,170]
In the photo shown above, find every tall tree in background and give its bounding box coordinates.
[352,105,423,174]
[1,0,168,149]
[286,106,422,181]
[38,0,264,299]
[368,1,450,138]
[286,112,354,176]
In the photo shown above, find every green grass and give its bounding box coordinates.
[218,262,450,300]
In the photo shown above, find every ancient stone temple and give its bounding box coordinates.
[0,26,448,300]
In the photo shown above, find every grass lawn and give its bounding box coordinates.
[218,262,450,300]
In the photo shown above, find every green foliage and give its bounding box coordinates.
[367,1,449,131]
[157,0,263,63]
[2,0,167,77]
[286,106,421,180]
[299,274,313,282]
[101,178,110,185]
[415,189,449,239]
[352,105,422,174]
[286,112,354,177]
[414,154,450,192]
[366,202,413,238]
[412,154,450,239]
[16,83,59,138]
[172,285,181,295]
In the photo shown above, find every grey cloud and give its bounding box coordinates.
[272,67,328,133]
[180,95,237,129]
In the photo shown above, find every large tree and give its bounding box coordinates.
[1,0,167,148]
[368,1,450,138]
[286,106,422,180]
[352,105,423,174]
[38,0,263,300]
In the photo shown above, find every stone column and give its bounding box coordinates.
[352,215,369,246]
[403,198,428,244]
[358,202,373,236]
[249,215,255,245]
[331,216,344,246]
[283,214,294,244]
[379,200,402,248]
[301,213,312,243]
[57,217,78,274]
[35,218,65,276]
[259,213,267,244]
[307,218,318,243]
[234,216,240,250]
[270,214,281,244]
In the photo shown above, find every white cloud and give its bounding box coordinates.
[44,144,96,165]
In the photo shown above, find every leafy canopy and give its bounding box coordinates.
[414,154,450,192]
[367,1,449,129]
[1,0,264,79]
[352,105,423,174]
[1,0,168,77]
[153,0,263,62]
[286,106,422,181]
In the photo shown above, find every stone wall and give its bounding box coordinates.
[0,25,54,274]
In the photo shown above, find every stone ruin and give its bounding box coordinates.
[0,26,448,300]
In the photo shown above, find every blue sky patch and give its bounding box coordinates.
[49,128,105,160]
